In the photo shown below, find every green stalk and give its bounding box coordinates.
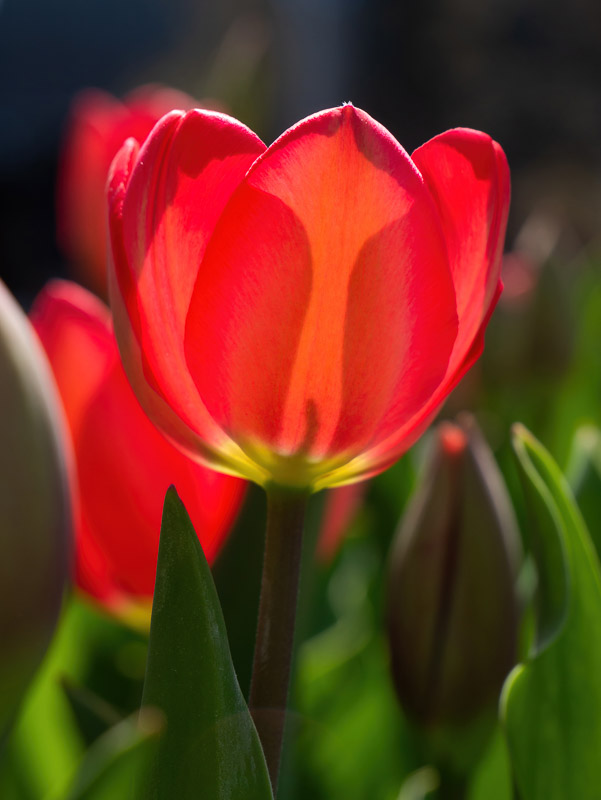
[249,485,309,795]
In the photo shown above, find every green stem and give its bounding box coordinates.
[249,485,309,796]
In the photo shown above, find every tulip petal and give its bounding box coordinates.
[412,127,509,361]
[32,281,245,604]
[30,281,112,440]
[31,282,121,602]
[58,87,195,297]
[325,131,509,487]
[108,110,267,479]
[76,359,243,596]
[185,105,458,480]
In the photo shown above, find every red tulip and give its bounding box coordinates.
[30,280,245,618]
[57,85,196,297]
[108,105,509,492]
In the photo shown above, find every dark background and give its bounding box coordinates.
[1,0,601,303]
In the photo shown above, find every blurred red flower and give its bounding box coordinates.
[57,85,195,298]
[31,280,245,621]
[317,482,366,563]
[108,105,509,492]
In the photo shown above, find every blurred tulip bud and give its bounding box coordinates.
[0,281,73,736]
[386,415,520,731]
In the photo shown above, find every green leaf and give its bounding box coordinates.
[502,424,601,799]
[0,600,89,800]
[56,710,161,800]
[397,766,439,800]
[467,728,512,800]
[513,427,569,653]
[565,425,601,560]
[60,678,122,747]
[139,487,273,800]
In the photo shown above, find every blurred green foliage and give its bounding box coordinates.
[140,488,272,800]
[4,252,601,797]
[503,426,601,800]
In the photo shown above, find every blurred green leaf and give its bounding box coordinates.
[293,622,410,800]
[513,427,569,653]
[545,267,601,463]
[0,600,88,799]
[502,424,601,799]
[467,728,511,800]
[566,425,601,559]
[54,710,161,800]
[139,487,273,800]
[397,766,438,800]
[61,678,122,747]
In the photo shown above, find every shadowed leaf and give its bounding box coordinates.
[138,487,273,800]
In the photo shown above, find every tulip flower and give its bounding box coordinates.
[0,281,72,735]
[107,104,509,493]
[30,280,245,621]
[57,85,195,297]
[107,105,509,787]
[386,416,520,733]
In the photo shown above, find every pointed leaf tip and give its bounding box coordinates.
[504,425,601,800]
[140,488,273,800]
[511,424,569,652]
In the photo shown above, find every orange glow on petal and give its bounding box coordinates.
[109,105,509,491]
[324,131,510,486]
[185,106,458,475]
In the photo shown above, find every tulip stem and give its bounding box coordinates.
[249,485,309,796]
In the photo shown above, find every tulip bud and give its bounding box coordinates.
[0,281,73,736]
[386,415,520,732]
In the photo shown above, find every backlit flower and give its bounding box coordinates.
[57,85,195,297]
[31,280,245,620]
[108,105,509,491]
